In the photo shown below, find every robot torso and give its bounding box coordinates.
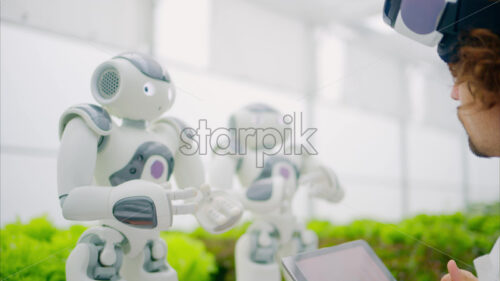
[94,121,177,187]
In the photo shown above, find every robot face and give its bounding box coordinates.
[230,104,290,150]
[91,53,176,121]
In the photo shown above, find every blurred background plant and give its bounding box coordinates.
[1,202,498,281]
[0,218,217,281]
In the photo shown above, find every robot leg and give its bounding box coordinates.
[294,229,318,253]
[235,232,281,281]
[121,238,177,281]
[66,226,126,281]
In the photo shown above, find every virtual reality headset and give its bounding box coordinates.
[383,0,500,62]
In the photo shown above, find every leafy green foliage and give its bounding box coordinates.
[195,203,499,281]
[0,218,216,281]
[161,232,217,281]
[306,207,500,281]
[0,217,84,281]
[1,202,498,281]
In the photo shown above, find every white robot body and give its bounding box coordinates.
[209,104,344,281]
[232,152,319,281]
[59,53,243,281]
[235,148,302,188]
[92,121,178,187]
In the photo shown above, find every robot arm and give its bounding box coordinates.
[299,156,344,203]
[58,117,111,220]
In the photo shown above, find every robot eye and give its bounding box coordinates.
[143,82,155,96]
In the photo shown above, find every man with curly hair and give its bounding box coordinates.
[383,0,499,280]
[448,29,500,158]
[441,28,500,281]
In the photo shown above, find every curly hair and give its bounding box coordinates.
[448,28,500,108]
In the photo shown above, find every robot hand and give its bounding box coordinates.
[192,184,244,234]
[299,167,344,203]
[164,184,243,233]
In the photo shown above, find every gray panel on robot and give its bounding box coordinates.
[109,141,175,186]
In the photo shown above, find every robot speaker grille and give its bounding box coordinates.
[98,68,120,98]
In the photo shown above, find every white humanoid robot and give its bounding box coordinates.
[208,104,345,281]
[58,52,243,281]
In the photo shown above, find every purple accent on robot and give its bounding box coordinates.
[255,157,299,181]
[151,160,164,179]
[401,0,445,35]
[280,167,290,179]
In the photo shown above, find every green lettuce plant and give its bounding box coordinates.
[0,217,216,281]
[1,202,498,281]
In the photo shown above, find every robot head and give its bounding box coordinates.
[383,0,500,62]
[229,103,290,150]
[91,52,176,121]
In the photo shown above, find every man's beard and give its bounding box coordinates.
[457,110,491,158]
[468,137,490,158]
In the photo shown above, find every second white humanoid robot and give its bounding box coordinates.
[209,104,345,281]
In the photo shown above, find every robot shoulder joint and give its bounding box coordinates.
[59,104,113,139]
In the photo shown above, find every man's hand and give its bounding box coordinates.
[441,260,478,281]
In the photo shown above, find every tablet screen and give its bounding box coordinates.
[282,240,396,281]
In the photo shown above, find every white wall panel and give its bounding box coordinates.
[210,0,308,93]
[312,183,402,223]
[406,125,464,214]
[0,24,109,149]
[340,44,408,118]
[407,125,462,185]
[314,105,403,221]
[315,105,401,182]
[418,64,461,132]
[155,0,211,68]
[0,154,65,226]
[408,188,463,215]
[316,29,345,102]
[1,0,153,51]
[467,155,500,203]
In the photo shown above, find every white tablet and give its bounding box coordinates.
[282,240,397,281]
